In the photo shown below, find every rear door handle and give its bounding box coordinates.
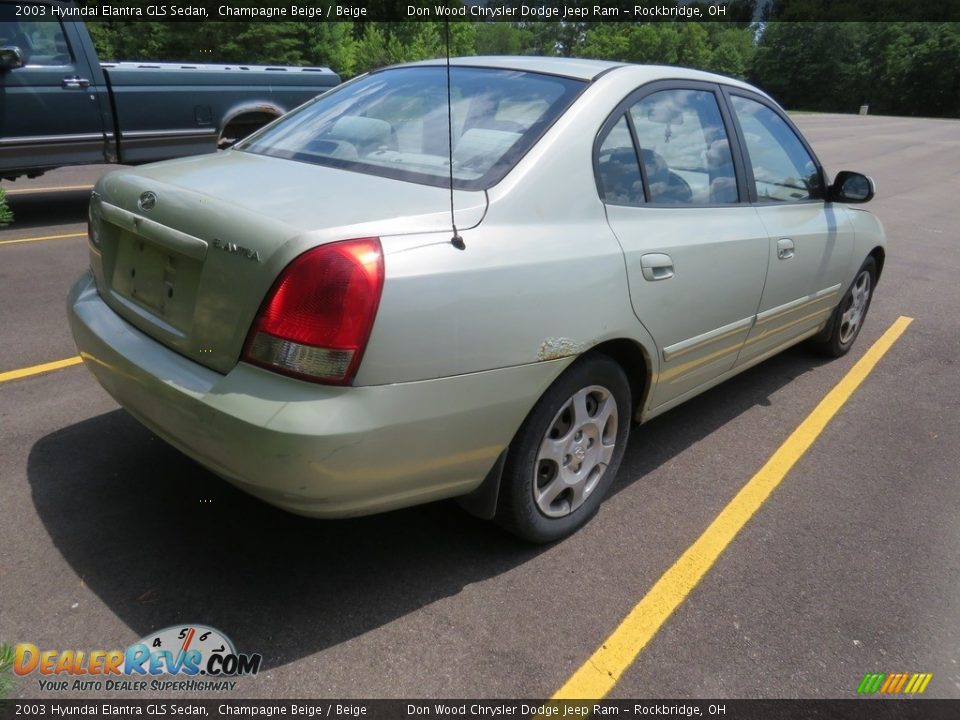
[62,76,90,89]
[777,238,795,260]
[640,253,674,281]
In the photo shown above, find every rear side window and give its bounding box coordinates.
[597,116,644,207]
[240,66,585,191]
[730,95,822,202]
[629,89,738,205]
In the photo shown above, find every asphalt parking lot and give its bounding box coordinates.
[1,114,958,700]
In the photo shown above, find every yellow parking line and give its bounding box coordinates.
[553,315,914,700]
[0,356,83,384]
[3,184,94,195]
[0,232,86,246]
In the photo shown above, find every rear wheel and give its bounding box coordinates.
[497,354,631,543]
[811,257,877,357]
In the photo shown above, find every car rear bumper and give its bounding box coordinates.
[68,271,571,517]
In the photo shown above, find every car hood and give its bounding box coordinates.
[90,151,486,376]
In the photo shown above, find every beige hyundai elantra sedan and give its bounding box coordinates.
[69,57,885,542]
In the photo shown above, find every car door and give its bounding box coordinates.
[724,91,854,366]
[596,82,769,409]
[0,7,108,172]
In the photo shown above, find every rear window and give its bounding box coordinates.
[239,66,586,191]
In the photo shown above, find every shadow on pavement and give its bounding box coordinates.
[27,409,542,670]
[4,190,92,231]
[610,345,831,500]
[27,345,829,670]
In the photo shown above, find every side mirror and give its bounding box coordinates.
[829,170,875,204]
[0,46,25,71]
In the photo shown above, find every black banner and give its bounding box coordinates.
[12,0,960,23]
[2,700,960,720]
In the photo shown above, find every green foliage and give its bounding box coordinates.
[706,25,757,77]
[87,21,172,61]
[579,23,755,78]
[350,22,477,76]
[475,22,524,55]
[0,642,16,698]
[750,22,960,117]
[750,22,865,111]
[83,17,959,118]
[0,188,13,227]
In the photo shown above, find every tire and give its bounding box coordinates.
[497,354,632,543]
[810,257,877,358]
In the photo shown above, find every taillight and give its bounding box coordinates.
[242,238,384,385]
[88,192,102,248]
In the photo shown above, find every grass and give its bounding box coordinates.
[0,187,13,227]
[0,643,16,698]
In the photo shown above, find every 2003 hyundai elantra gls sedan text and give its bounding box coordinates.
[69,57,885,542]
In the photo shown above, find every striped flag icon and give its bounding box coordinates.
[857,672,933,694]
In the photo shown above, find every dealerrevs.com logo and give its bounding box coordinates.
[15,625,262,692]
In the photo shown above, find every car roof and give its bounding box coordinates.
[407,55,625,80]
[401,56,770,99]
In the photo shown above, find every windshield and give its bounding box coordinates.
[239,66,586,190]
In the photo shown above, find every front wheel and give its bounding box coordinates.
[811,256,877,358]
[497,354,632,543]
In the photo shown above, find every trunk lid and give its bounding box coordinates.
[91,150,486,374]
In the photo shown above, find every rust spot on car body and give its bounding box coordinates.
[538,337,584,361]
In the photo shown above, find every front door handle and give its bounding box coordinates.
[62,76,90,89]
[777,238,795,260]
[640,253,674,281]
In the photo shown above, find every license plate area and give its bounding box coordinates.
[111,231,201,333]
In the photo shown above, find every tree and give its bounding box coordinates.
[749,22,960,117]
[300,22,358,77]
[579,24,631,60]
[550,21,756,75]
[704,26,756,78]
[475,22,524,55]
[83,17,959,118]
[86,21,173,61]
[674,23,712,68]
[897,24,960,117]
[749,22,865,112]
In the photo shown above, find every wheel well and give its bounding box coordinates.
[219,111,280,146]
[458,338,652,521]
[588,339,651,420]
[869,246,886,285]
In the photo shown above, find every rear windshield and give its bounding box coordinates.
[239,66,586,191]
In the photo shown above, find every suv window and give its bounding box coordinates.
[629,89,738,205]
[730,95,821,202]
[0,17,72,66]
[241,66,585,191]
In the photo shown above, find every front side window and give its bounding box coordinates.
[0,15,72,66]
[240,66,585,190]
[730,95,822,202]
[629,89,738,205]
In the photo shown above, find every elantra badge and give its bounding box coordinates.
[213,237,260,262]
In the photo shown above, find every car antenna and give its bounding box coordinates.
[444,17,465,251]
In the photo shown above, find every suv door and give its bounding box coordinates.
[596,82,769,409]
[725,91,854,366]
[0,6,108,175]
